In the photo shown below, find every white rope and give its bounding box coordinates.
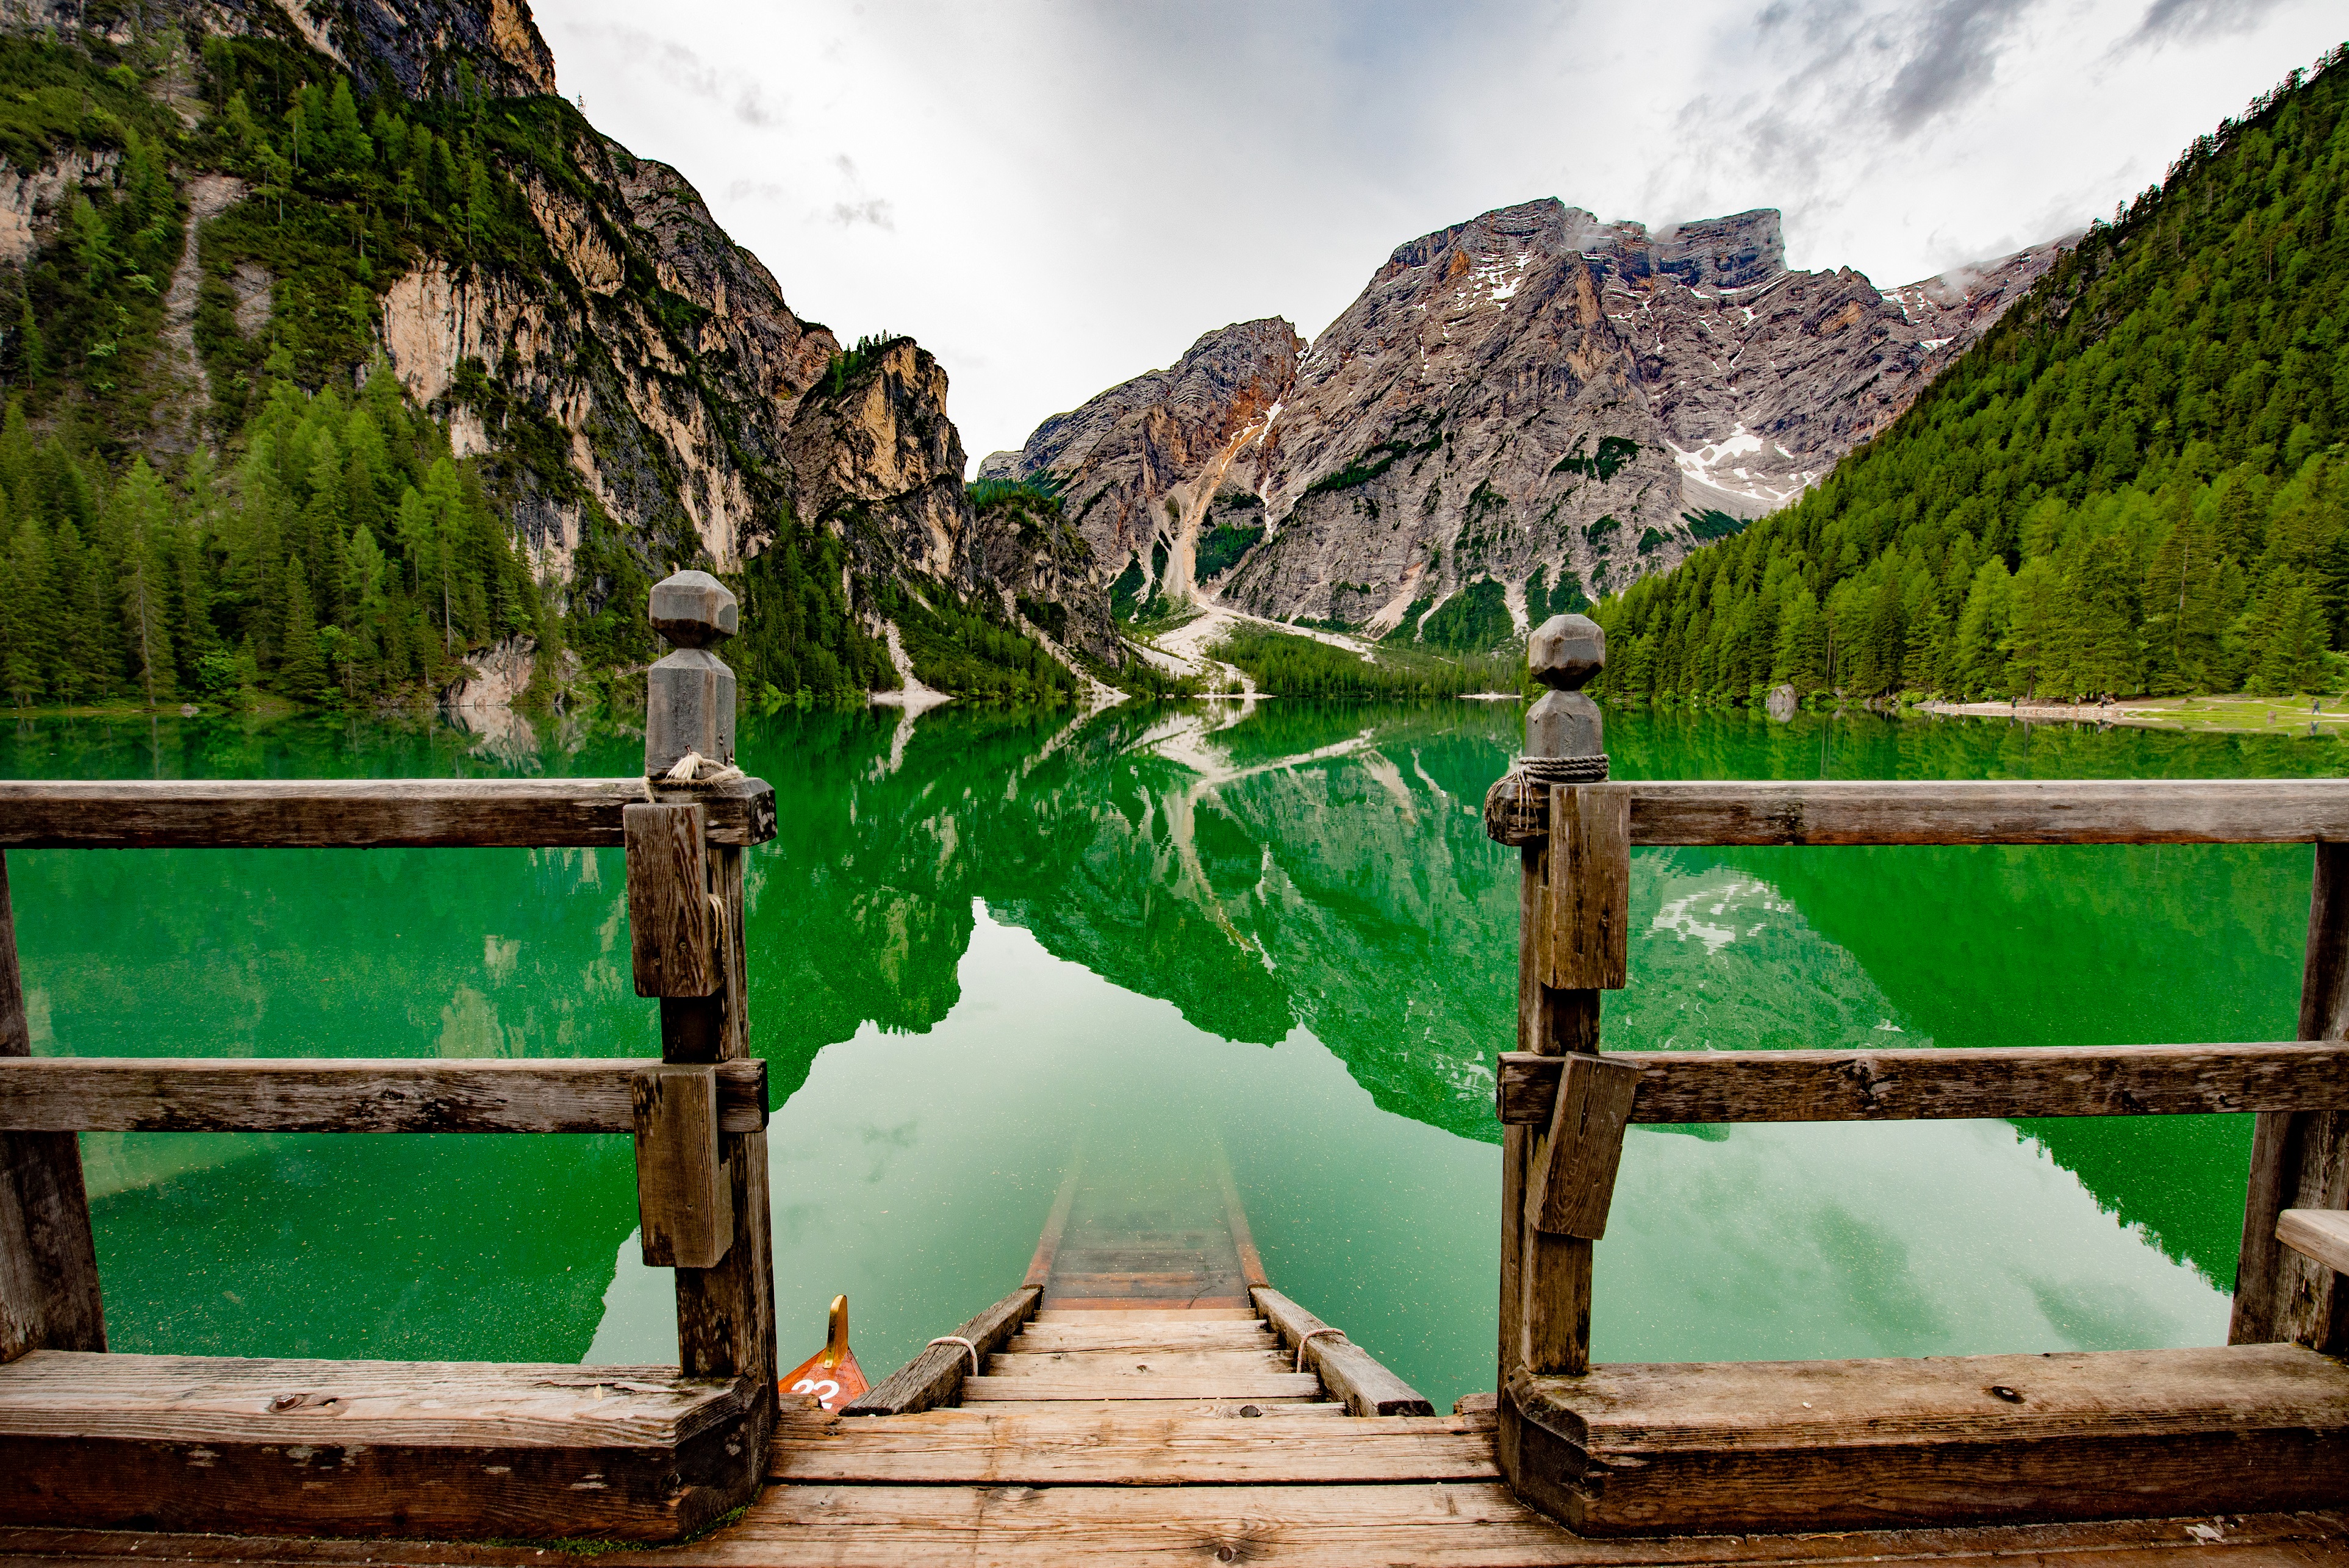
[662,750,748,784]
[1295,1326,1346,1373]
[928,1335,980,1375]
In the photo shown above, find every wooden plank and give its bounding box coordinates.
[631,1064,730,1270]
[670,847,774,1405]
[1005,1325,1278,1353]
[961,1373,1324,1401]
[1530,1053,1641,1238]
[845,1287,1041,1416]
[624,803,717,998]
[0,1058,769,1135]
[0,777,776,849]
[0,1351,761,1540]
[987,1351,1293,1376]
[707,1481,1587,1564]
[1522,1233,1593,1378]
[1210,1142,1269,1291]
[1252,1287,1435,1417]
[2278,1209,2349,1276]
[923,1399,1351,1419]
[2236,842,2349,1351]
[766,1408,1501,1484]
[1506,1342,2349,1536]
[0,851,102,1366]
[5,1510,2349,1568]
[1622,779,2349,845]
[1497,1044,2349,1126]
[1030,1308,1260,1322]
[1024,1152,1081,1289]
[1044,1295,1255,1312]
[1543,786,1630,990]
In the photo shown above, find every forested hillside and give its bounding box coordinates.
[1593,45,2349,706]
[0,9,1114,713]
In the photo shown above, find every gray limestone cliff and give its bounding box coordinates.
[990,198,2072,641]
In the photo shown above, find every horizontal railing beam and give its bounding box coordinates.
[0,778,776,850]
[0,1058,767,1134]
[1507,779,2349,847]
[1496,1044,2349,1126]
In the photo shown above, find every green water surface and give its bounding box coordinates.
[5,700,2340,1409]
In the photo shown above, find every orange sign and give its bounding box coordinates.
[781,1294,869,1412]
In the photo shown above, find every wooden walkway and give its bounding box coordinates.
[5,1144,2348,1563]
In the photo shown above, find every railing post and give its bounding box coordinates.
[0,850,105,1361]
[2231,840,2349,1350]
[631,571,776,1420]
[1490,615,1635,1397]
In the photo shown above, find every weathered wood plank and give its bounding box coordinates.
[959,1373,1324,1401]
[669,847,774,1408]
[0,777,776,849]
[1543,786,1630,990]
[1030,1308,1260,1322]
[0,853,102,1366]
[1530,1053,1641,1238]
[986,1351,1293,1376]
[2236,842,2349,1351]
[1005,1325,1277,1353]
[1252,1287,1435,1417]
[7,1508,2349,1568]
[844,1287,1041,1416]
[1211,1144,1269,1291]
[1507,1342,2349,1536]
[926,1400,1352,1420]
[1497,1044,2349,1126]
[624,804,717,999]
[766,1408,1501,1484]
[0,1058,769,1135]
[2278,1209,2349,1277]
[0,1351,761,1540]
[1521,1233,1594,1378]
[631,1065,730,1270]
[1624,779,2349,845]
[1024,1155,1081,1289]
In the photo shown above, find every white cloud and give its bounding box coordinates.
[537,0,2346,468]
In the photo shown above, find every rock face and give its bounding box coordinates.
[8,0,1112,671]
[991,199,2073,637]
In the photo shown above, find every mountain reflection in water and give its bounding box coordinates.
[5,700,2339,1407]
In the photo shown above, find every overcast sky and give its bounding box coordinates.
[539,0,2345,469]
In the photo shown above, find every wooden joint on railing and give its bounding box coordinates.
[1529,1053,1640,1238]
[1541,786,1629,991]
[633,1063,733,1270]
[626,802,719,999]
[1496,1043,2349,1127]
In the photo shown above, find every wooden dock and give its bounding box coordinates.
[9,600,2349,1559]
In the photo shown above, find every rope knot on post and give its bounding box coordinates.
[645,570,739,782]
[1484,614,1608,846]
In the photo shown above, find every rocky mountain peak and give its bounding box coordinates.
[992,197,2075,646]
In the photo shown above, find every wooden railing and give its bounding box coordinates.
[0,571,780,1542]
[1486,617,2349,1536]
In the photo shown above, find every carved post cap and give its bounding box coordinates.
[1529,615,1604,691]
[646,570,738,779]
[650,570,740,649]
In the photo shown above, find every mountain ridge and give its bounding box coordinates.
[985,200,2071,647]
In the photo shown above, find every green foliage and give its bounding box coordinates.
[1684,508,1746,542]
[1552,434,1640,482]
[730,514,892,699]
[821,332,898,398]
[0,369,537,707]
[1596,48,2349,707]
[884,581,1075,703]
[1214,625,1517,698]
[1194,521,1263,580]
[1108,554,1147,620]
[1303,418,1444,496]
[1416,577,1516,653]
[966,473,1061,510]
[1525,562,1589,623]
